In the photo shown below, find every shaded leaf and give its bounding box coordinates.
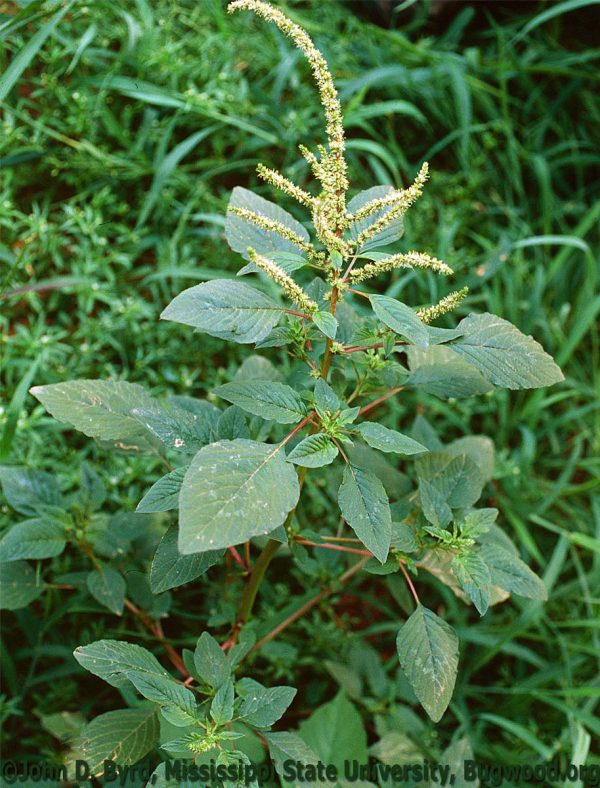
[338,464,392,563]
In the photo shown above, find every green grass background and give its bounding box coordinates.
[1,0,599,772]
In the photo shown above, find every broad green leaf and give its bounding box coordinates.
[86,566,126,615]
[449,313,564,389]
[396,605,459,722]
[216,405,250,440]
[226,186,310,263]
[427,326,464,344]
[0,518,66,562]
[77,707,159,776]
[30,380,207,452]
[74,639,174,690]
[391,522,418,553]
[446,436,495,483]
[370,294,429,348]
[451,551,492,615]
[234,355,284,382]
[214,381,306,424]
[313,378,342,414]
[0,560,45,610]
[264,732,321,788]
[419,479,453,528]
[480,545,547,600]
[313,311,338,339]
[416,452,484,509]
[286,433,338,468]
[137,467,188,513]
[355,422,427,456]
[210,678,235,724]
[127,671,197,726]
[179,440,300,553]
[348,443,410,499]
[239,684,297,728]
[338,464,392,563]
[347,186,404,252]
[194,632,230,688]
[0,466,62,515]
[150,526,223,593]
[298,692,367,773]
[408,361,493,398]
[161,279,284,344]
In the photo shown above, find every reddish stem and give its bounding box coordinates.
[399,563,421,606]
[358,386,404,416]
[280,413,314,447]
[228,546,246,570]
[296,539,372,557]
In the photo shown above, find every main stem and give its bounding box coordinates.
[234,279,341,635]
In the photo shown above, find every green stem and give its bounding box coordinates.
[235,538,281,627]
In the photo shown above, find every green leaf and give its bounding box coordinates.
[0,560,45,610]
[0,1,73,103]
[459,508,498,539]
[449,313,564,389]
[77,707,159,776]
[239,684,296,728]
[210,678,235,724]
[179,440,300,553]
[298,692,367,773]
[347,186,404,252]
[226,186,310,263]
[234,355,284,382]
[480,545,548,600]
[286,433,338,468]
[451,551,492,615]
[214,381,306,424]
[80,462,106,511]
[216,405,250,440]
[446,436,495,483]
[30,380,208,452]
[194,632,231,689]
[396,605,459,722]
[416,452,484,509]
[86,566,126,615]
[313,379,342,414]
[419,479,453,528]
[137,467,188,513]
[150,526,223,593]
[264,732,321,787]
[370,294,429,348]
[0,466,62,515]
[313,311,338,339]
[160,279,284,344]
[127,671,197,726]
[74,639,175,690]
[355,422,427,456]
[338,464,392,563]
[0,518,66,562]
[407,360,493,398]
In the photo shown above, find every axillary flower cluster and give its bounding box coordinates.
[227,0,466,324]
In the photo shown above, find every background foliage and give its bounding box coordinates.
[1,0,599,775]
